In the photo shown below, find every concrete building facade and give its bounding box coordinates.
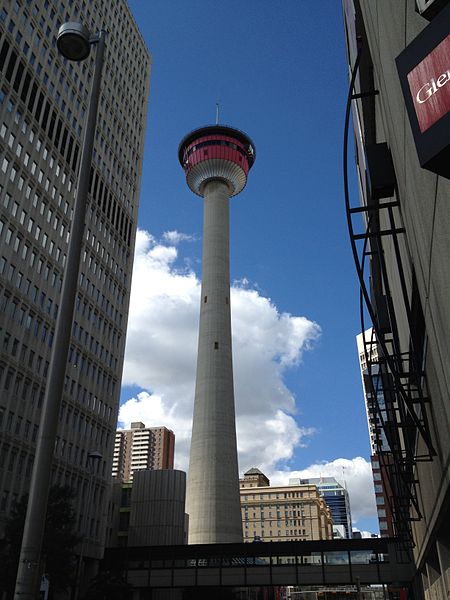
[343,1,450,597]
[108,469,187,548]
[112,422,175,482]
[240,469,333,543]
[0,0,150,567]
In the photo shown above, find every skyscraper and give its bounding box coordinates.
[112,422,175,482]
[291,477,353,539]
[178,125,255,544]
[0,0,149,572]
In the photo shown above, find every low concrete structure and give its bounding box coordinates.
[108,469,187,547]
[129,469,187,546]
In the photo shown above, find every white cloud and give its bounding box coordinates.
[119,230,376,526]
[120,228,320,475]
[269,457,377,524]
[162,230,196,245]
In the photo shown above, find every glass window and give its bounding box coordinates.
[350,551,374,565]
[298,552,322,565]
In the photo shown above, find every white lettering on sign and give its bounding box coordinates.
[416,70,450,103]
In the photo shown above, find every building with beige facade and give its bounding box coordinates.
[112,422,175,482]
[240,468,333,543]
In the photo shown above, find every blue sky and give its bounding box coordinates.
[119,1,377,533]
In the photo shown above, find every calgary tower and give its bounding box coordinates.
[179,125,256,543]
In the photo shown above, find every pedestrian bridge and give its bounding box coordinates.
[104,538,413,590]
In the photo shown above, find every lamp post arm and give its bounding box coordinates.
[13,30,106,600]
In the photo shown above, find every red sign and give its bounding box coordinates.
[407,34,450,133]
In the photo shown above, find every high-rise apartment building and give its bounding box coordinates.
[112,422,175,482]
[291,477,353,539]
[0,0,150,571]
[356,329,394,538]
[343,1,450,597]
[240,468,333,543]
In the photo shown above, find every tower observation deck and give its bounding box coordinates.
[179,125,255,544]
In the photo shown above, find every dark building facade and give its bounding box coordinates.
[0,0,149,571]
[343,1,450,598]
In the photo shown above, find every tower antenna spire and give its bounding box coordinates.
[216,101,220,125]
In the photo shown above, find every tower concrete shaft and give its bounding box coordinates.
[186,179,242,543]
[179,125,255,544]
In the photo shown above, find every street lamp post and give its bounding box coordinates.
[13,23,106,600]
[73,451,103,600]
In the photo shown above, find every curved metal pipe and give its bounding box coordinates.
[342,44,436,457]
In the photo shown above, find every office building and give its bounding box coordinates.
[290,477,353,539]
[240,468,333,542]
[343,1,450,597]
[356,329,394,537]
[0,0,150,572]
[112,422,175,482]
[178,125,255,544]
